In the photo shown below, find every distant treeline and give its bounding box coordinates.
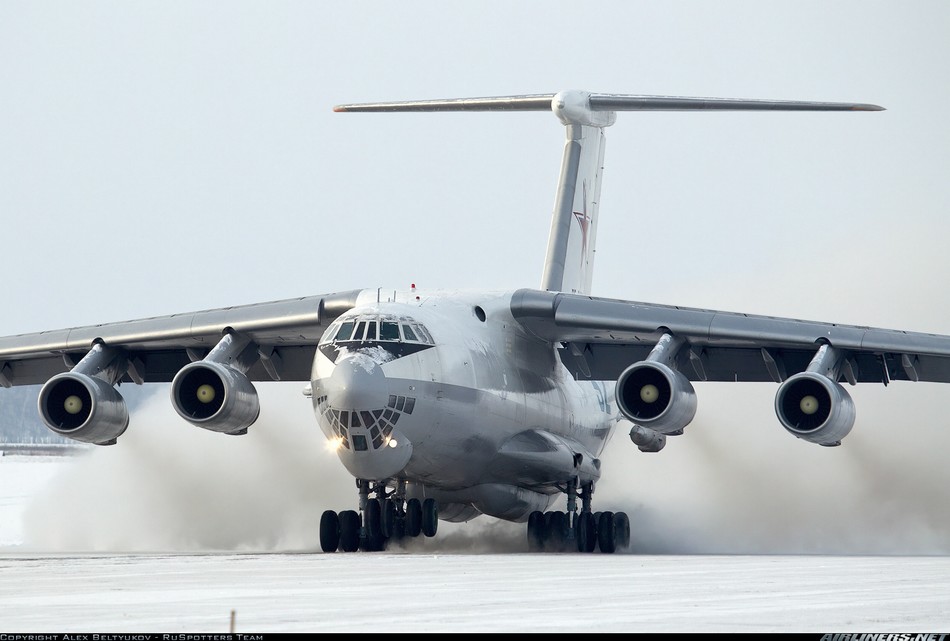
[0,384,152,444]
[0,385,69,444]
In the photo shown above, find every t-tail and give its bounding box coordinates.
[334,91,883,295]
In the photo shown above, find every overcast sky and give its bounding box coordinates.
[2,1,949,334]
[3,2,950,553]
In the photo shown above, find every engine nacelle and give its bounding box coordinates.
[616,361,697,435]
[775,371,855,446]
[171,361,260,435]
[38,372,129,445]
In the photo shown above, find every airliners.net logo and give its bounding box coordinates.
[821,634,947,641]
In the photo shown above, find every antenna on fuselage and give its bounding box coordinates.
[334,92,883,295]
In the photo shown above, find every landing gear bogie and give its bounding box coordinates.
[321,479,439,552]
[524,480,631,554]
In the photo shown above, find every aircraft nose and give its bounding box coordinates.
[326,353,389,411]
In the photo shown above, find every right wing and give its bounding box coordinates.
[0,290,364,387]
[0,290,360,387]
[0,289,364,444]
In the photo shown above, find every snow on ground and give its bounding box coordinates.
[0,455,63,547]
[2,454,950,632]
[2,549,950,632]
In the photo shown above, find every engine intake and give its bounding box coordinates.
[775,371,855,446]
[171,361,260,434]
[616,361,697,435]
[38,372,129,445]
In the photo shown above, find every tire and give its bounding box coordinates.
[422,498,438,537]
[613,511,631,552]
[381,498,397,539]
[575,512,596,553]
[598,511,616,554]
[339,510,361,552]
[319,510,340,553]
[362,499,384,551]
[390,517,406,541]
[546,511,568,552]
[526,510,546,551]
[406,498,422,537]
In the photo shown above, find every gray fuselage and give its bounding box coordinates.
[309,289,618,522]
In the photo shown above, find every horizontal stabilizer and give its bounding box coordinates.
[333,90,883,296]
[334,94,556,112]
[334,92,885,113]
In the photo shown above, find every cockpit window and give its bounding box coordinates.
[413,324,434,344]
[335,321,354,341]
[320,314,434,346]
[381,321,400,341]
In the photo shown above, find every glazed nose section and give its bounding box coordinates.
[326,354,389,411]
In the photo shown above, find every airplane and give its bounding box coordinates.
[3,89,947,555]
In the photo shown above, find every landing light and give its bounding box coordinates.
[325,436,344,452]
[388,438,398,448]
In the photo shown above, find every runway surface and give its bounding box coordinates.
[2,455,950,632]
[1,552,949,632]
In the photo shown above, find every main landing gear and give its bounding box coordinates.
[320,479,438,553]
[526,479,630,553]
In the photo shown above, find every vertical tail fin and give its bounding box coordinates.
[334,92,883,295]
[541,92,614,295]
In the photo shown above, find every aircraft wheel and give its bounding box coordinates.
[526,510,546,551]
[390,516,406,541]
[575,512,596,553]
[405,498,422,537]
[422,498,438,537]
[613,511,631,552]
[381,498,397,539]
[362,498,384,551]
[339,510,361,552]
[546,511,568,552]
[319,510,340,553]
[598,511,616,554]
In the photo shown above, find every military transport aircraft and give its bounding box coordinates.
[3,90,946,554]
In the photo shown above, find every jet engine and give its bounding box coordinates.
[38,343,131,446]
[38,372,129,445]
[616,360,697,434]
[171,360,260,435]
[775,371,855,446]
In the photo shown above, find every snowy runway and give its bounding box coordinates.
[2,449,949,632]
[1,552,948,632]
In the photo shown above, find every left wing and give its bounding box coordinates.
[511,288,950,384]
[510,289,950,447]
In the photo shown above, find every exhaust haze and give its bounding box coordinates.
[19,380,950,555]
[21,384,353,552]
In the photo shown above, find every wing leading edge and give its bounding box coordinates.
[510,289,950,384]
[0,290,363,387]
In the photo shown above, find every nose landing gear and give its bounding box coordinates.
[319,479,439,552]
